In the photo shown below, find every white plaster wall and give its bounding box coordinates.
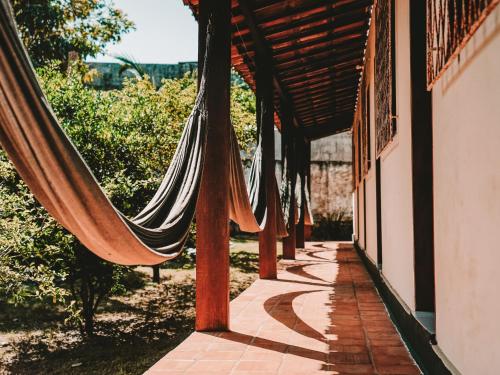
[352,191,358,241]
[365,174,377,263]
[432,6,500,374]
[379,0,415,310]
[358,181,366,249]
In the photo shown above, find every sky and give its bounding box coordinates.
[89,0,198,64]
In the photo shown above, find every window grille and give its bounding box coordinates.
[357,120,363,184]
[363,83,371,175]
[427,0,499,89]
[360,76,370,176]
[375,0,396,156]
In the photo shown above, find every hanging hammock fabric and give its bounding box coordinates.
[0,0,289,266]
[0,0,211,265]
[295,174,314,226]
[304,178,314,226]
[228,125,263,233]
[228,121,288,237]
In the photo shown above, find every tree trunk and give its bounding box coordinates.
[152,265,160,283]
[83,301,94,337]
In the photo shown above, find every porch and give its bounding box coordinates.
[147,242,420,374]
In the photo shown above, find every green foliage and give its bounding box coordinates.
[311,211,353,241]
[11,0,134,67]
[231,81,257,156]
[0,62,257,335]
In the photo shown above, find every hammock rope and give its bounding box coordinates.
[0,0,289,266]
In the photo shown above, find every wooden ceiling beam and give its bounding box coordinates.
[294,89,354,105]
[272,30,365,58]
[283,69,358,87]
[288,76,357,94]
[297,97,355,113]
[278,52,362,78]
[258,0,372,37]
[238,0,302,128]
[274,37,365,66]
[184,0,373,139]
[233,0,333,28]
[302,118,353,140]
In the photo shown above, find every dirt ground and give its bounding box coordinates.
[0,239,276,375]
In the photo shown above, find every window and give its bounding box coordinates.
[375,0,396,156]
[427,0,499,89]
[361,80,371,175]
[357,120,363,184]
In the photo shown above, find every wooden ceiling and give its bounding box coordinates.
[183,0,373,139]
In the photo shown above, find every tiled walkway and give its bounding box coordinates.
[146,242,421,374]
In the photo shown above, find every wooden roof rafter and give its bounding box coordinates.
[183,0,373,139]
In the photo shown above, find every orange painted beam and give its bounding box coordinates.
[195,0,231,332]
[282,105,296,260]
[257,55,277,280]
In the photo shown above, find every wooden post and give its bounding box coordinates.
[282,106,296,259]
[296,137,306,248]
[257,54,277,279]
[410,0,435,313]
[195,0,231,331]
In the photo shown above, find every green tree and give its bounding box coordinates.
[11,0,134,67]
[0,63,257,336]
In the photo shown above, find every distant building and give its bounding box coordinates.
[87,61,246,90]
[275,130,352,220]
[87,61,198,90]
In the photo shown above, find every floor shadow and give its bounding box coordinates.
[213,331,327,362]
[275,278,331,288]
[285,263,329,283]
[305,250,332,261]
[263,291,327,343]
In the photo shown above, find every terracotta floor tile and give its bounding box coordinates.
[165,350,202,360]
[197,350,243,360]
[148,359,194,372]
[376,364,422,374]
[329,352,372,365]
[187,359,237,372]
[208,342,248,352]
[325,363,376,374]
[146,243,421,375]
[240,350,284,361]
[234,360,282,372]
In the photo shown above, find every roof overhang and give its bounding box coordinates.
[183,0,373,139]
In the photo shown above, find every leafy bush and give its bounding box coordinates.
[311,210,353,241]
[0,62,256,335]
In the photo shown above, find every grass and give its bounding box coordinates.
[0,239,264,375]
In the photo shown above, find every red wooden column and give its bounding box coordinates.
[282,106,296,260]
[296,137,306,249]
[257,56,277,279]
[195,0,231,331]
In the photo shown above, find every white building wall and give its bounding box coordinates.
[378,0,415,311]
[358,181,366,249]
[432,6,500,374]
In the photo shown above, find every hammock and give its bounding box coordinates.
[303,175,314,226]
[229,117,288,237]
[0,0,288,266]
[278,133,313,228]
